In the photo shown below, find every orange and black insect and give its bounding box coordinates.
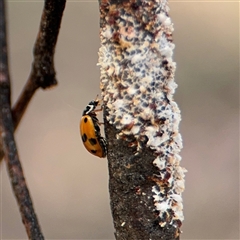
[80,100,107,158]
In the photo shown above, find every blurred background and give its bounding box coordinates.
[0,1,238,239]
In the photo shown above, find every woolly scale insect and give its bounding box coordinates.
[80,99,107,158]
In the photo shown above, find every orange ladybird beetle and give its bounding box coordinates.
[80,99,107,158]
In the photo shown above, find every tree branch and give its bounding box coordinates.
[0,0,66,162]
[98,0,186,239]
[0,0,44,238]
[0,0,66,238]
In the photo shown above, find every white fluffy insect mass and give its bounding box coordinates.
[98,0,186,229]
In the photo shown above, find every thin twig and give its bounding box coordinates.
[0,0,44,239]
[0,0,66,162]
[0,0,66,238]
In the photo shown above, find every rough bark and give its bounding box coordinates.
[98,0,186,239]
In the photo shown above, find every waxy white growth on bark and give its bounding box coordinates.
[98,0,186,229]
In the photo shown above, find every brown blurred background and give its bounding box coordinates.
[0,1,238,239]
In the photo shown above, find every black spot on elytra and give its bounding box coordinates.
[84,117,88,123]
[91,149,97,154]
[82,134,87,142]
[89,138,97,145]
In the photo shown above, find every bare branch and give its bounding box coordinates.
[0,0,66,238]
[13,0,66,127]
[0,0,66,162]
[0,0,44,238]
[98,0,186,239]
[31,0,66,89]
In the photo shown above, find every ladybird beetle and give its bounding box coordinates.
[80,99,107,158]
